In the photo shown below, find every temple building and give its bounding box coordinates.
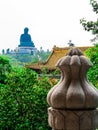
[28,45,93,72]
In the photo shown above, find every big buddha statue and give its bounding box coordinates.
[19,27,35,47]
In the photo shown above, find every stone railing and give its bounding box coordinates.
[47,47,98,130]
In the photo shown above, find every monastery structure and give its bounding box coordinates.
[29,45,92,72]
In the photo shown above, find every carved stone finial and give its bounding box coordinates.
[47,47,98,109]
[47,47,98,130]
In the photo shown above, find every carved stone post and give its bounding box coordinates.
[47,47,98,130]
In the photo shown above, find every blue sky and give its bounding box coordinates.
[0,0,97,52]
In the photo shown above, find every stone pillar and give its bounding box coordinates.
[47,47,98,130]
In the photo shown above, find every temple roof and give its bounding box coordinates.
[29,45,93,71]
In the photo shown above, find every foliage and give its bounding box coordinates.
[7,53,35,64]
[41,67,49,75]
[31,50,51,63]
[80,0,98,88]
[15,54,34,63]
[51,68,60,77]
[32,76,52,130]
[90,0,98,13]
[2,54,23,67]
[3,49,51,67]
[0,55,11,84]
[0,66,52,129]
[85,44,98,88]
[80,0,98,35]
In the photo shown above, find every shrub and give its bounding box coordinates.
[85,44,98,88]
[0,55,11,84]
[0,67,52,130]
[32,76,52,130]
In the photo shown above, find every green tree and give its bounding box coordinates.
[15,54,34,63]
[32,76,52,130]
[32,49,51,63]
[80,0,98,35]
[80,0,98,88]
[0,66,52,129]
[0,55,11,84]
[85,44,98,88]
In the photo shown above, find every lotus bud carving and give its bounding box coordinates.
[47,47,98,109]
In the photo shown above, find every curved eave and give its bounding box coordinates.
[28,46,93,71]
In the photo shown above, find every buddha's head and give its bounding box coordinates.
[24,27,29,34]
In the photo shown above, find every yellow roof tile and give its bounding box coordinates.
[29,46,93,71]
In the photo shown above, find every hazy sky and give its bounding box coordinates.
[0,0,97,52]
